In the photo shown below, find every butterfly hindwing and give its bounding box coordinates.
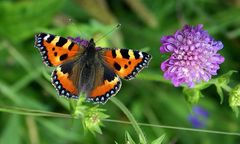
[52,58,122,103]
[102,49,151,80]
[88,65,122,104]
[51,60,79,98]
[34,33,83,67]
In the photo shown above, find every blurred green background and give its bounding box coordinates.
[0,0,240,143]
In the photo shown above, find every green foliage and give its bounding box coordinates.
[229,84,240,116]
[183,70,240,115]
[183,87,203,104]
[0,115,21,144]
[0,0,240,143]
[123,131,165,144]
[125,132,136,144]
[0,0,63,44]
[215,70,237,103]
[151,134,166,144]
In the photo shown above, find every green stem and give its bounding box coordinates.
[0,106,71,118]
[138,71,171,85]
[70,93,86,118]
[1,106,240,136]
[222,85,232,93]
[110,97,147,144]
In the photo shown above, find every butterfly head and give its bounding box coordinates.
[84,38,97,58]
[88,38,95,48]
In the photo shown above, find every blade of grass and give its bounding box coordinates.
[0,115,21,144]
[26,116,40,144]
[37,118,81,141]
[0,105,240,136]
[138,71,171,84]
[0,81,22,105]
[11,67,43,92]
[110,97,147,144]
[0,105,71,118]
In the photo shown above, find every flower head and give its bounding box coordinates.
[188,105,209,128]
[192,105,209,117]
[67,36,89,47]
[188,115,204,128]
[160,24,224,87]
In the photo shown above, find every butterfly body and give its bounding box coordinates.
[35,33,151,104]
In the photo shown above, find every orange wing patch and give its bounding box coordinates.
[103,49,151,80]
[88,69,122,104]
[52,67,79,98]
[35,33,82,67]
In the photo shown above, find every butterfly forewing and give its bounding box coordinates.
[101,49,152,80]
[34,33,83,67]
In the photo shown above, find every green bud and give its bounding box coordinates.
[83,107,109,134]
[183,88,202,104]
[229,84,240,107]
[84,112,103,134]
[216,70,237,86]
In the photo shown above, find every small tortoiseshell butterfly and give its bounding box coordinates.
[34,33,151,104]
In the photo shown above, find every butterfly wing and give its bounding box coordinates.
[52,58,121,103]
[34,33,84,67]
[87,64,122,104]
[51,60,80,98]
[101,49,152,80]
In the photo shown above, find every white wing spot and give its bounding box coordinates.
[111,90,114,94]
[44,34,50,40]
[139,52,143,58]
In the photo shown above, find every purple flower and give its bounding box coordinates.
[193,106,209,118]
[67,36,89,47]
[188,106,209,128]
[160,24,224,87]
[188,115,205,128]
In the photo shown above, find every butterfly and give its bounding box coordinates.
[34,33,151,104]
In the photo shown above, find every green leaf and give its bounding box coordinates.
[230,106,239,117]
[216,70,237,86]
[183,88,203,104]
[216,86,224,104]
[0,81,23,105]
[38,118,80,141]
[0,115,21,144]
[125,131,136,144]
[0,0,63,43]
[111,97,147,143]
[151,134,166,144]
[137,71,171,84]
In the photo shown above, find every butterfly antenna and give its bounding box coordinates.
[68,18,87,38]
[95,23,121,43]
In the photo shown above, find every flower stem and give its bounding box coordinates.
[138,71,171,85]
[70,93,86,118]
[222,85,232,93]
[110,97,147,144]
